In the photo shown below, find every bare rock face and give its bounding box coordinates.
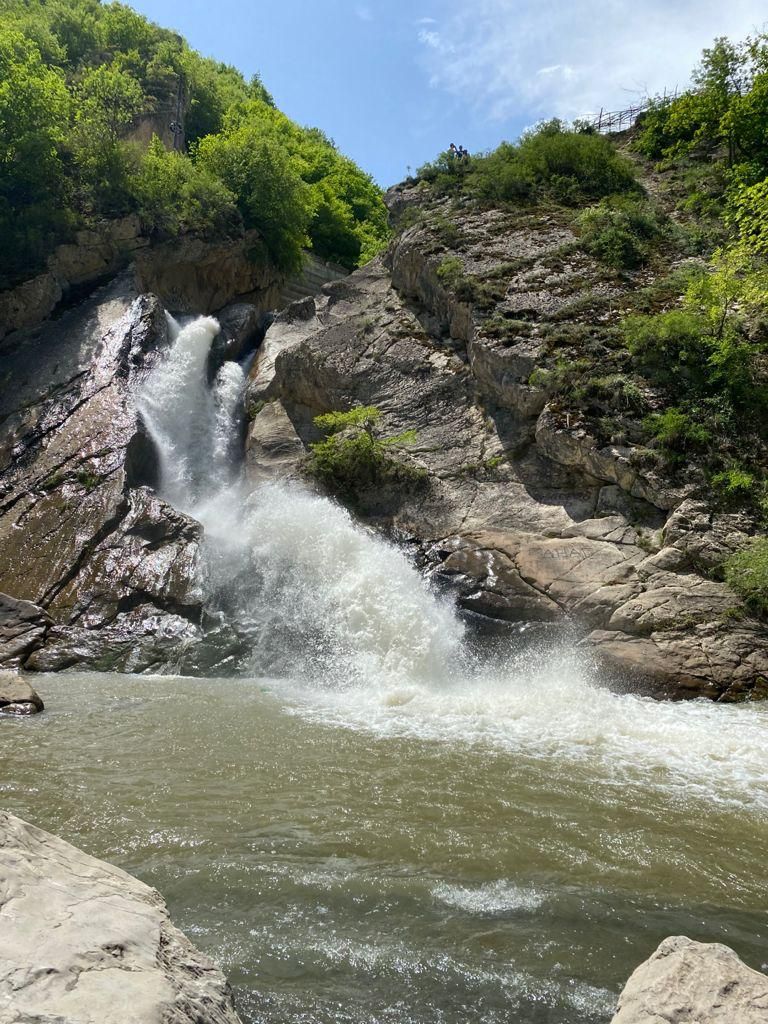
[0,812,242,1024]
[242,192,768,701]
[611,935,768,1023]
[0,277,205,671]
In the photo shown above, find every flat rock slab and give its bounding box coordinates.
[0,813,242,1024]
[611,935,768,1023]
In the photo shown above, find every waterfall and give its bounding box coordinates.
[133,315,768,806]
[138,314,466,688]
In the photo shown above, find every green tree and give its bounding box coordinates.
[70,61,144,213]
[0,28,71,283]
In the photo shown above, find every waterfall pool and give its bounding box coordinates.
[3,671,767,1024]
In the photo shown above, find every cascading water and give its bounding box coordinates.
[136,316,768,808]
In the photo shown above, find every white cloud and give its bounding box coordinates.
[416,1,767,124]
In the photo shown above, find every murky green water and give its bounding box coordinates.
[2,672,767,1023]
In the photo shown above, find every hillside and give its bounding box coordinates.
[0,0,388,289]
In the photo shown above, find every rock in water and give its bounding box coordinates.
[0,673,44,715]
[0,813,243,1024]
[611,935,768,1022]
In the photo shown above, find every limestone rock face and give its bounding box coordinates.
[0,812,242,1024]
[241,188,768,700]
[611,935,768,1023]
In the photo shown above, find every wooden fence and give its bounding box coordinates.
[589,91,678,134]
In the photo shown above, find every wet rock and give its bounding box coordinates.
[0,672,44,714]
[0,282,204,670]
[611,935,768,1023]
[0,812,243,1024]
[0,594,51,667]
[210,302,265,368]
[585,625,768,701]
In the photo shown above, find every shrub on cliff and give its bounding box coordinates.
[421,121,640,207]
[576,197,665,269]
[308,407,422,504]
[724,538,768,616]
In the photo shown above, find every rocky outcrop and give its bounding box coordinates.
[0,276,206,672]
[611,935,768,1023]
[243,186,768,700]
[0,673,44,715]
[0,216,147,340]
[0,812,242,1024]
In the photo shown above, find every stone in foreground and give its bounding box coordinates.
[611,935,768,1023]
[0,813,242,1024]
[0,673,44,715]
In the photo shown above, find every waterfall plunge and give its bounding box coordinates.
[138,314,465,689]
[134,316,768,806]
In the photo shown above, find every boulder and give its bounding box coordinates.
[0,812,242,1024]
[0,594,50,668]
[611,935,768,1023]
[0,673,44,714]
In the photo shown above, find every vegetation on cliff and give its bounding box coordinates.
[408,33,768,613]
[0,0,388,286]
[308,407,423,506]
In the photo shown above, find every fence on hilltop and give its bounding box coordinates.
[588,90,678,134]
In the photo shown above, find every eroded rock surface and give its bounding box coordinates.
[611,935,768,1023]
[0,812,242,1024]
[243,186,768,700]
[0,279,205,671]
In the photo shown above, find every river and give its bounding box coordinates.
[2,667,767,1023]
[2,313,766,1023]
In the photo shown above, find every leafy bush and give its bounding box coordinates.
[576,197,665,269]
[131,135,238,236]
[467,121,639,206]
[308,407,421,503]
[644,407,712,456]
[724,538,768,616]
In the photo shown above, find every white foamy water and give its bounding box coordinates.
[135,317,768,814]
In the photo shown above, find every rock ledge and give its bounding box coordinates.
[611,934,768,1023]
[0,813,242,1024]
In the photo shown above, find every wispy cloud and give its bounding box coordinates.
[417,1,767,123]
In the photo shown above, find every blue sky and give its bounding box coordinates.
[129,0,767,187]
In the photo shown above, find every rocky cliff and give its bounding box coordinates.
[244,180,768,701]
[0,167,766,698]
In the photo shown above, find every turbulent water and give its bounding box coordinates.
[4,316,767,1023]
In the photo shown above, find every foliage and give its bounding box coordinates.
[0,0,387,285]
[308,407,421,503]
[635,33,768,175]
[131,135,238,236]
[576,196,665,269]
[419,121,639,207]
[0,26,71,284]
[723,538,768,616]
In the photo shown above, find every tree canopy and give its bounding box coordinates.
[0,0,389,286]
